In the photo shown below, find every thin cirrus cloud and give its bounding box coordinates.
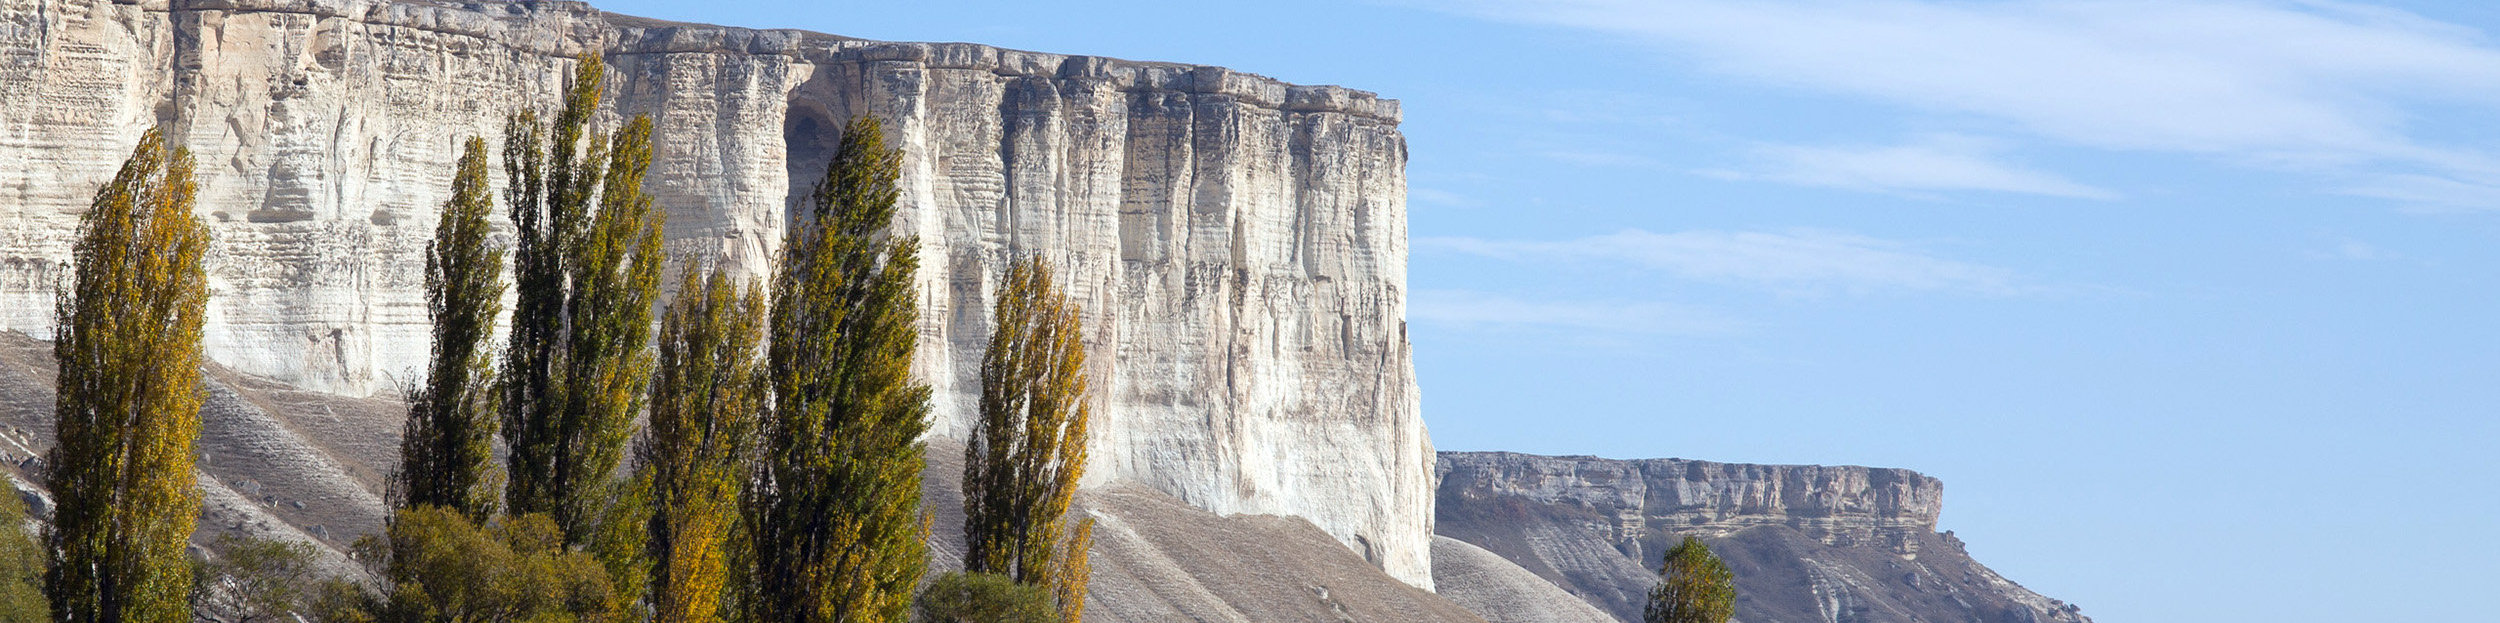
[1702,135,2120,200]
[1425,0,2500,207]
[1407,289,1745,336]
[1418,229,2026,296]
[1408,187,1486,208]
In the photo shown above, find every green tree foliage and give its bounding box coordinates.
[191,535,319,623]
[305,577,380,623]
[751,115,931,623]
[399,136,506,520]
[1644,536,1737,623]
[910,573,1054,623]
[565,112,668,609]
[590,470,658,615]
[45,128,210,623]
[500,53,666,549]
[642,268,765,623]
[561,111,666,537]
[376,506,622,623]
[963,258,1095,622]
[500,102,564,528]
[501,53,598,532]
[0,484,44,623]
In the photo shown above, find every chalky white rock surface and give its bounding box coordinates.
[0,0,1430,587]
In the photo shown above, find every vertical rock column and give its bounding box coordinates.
[782,45,1430,587]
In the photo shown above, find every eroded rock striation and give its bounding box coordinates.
[0,0,1427,586]
[1436,452,2091,623]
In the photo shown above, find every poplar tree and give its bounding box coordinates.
[502,54,601,533]
[500,104,559,523]
[1644,536,1737,623]
[45,128,211,623]
[751,115,931,623]
[398,136,505,520]
[641,267,765,623]
[500,54,666,545]
[558,111,665,541]
[963,258,1095,623]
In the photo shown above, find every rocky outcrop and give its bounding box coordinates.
[1436,452,2091,623]
[0,0,1427,586]
[1432,535,1618,623]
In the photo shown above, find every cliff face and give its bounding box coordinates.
[0,0,1428,586]
[1435,452,2090,623]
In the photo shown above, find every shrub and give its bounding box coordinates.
[0,484,41,623]
[377,506,621,622]
[913,572,1056,623]
[191,535,319,623]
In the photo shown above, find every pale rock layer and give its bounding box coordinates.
[1431,535,1618,623]
[0,0,1429,586]
[1436,452,2092,623]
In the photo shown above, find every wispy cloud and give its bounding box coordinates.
[1420,0,2500,208]
[1408,187,1485,208]
[1540,150,1670,169]
[1530,89,1684,127]
[2340,173,2500,212]
[2306,237,2397,261]
[1705,135,2118,199]
[1408,289,1743,335]
[1418,228,2026,296]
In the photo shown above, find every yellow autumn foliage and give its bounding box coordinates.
[643,268,766,623]
[46,128,210,623]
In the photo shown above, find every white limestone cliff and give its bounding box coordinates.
[0,0,1431,587]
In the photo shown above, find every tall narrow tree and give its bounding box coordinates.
[500,106,556,522]
[558,112,666,541]
[963,257,1095,623]
[502,54,603,532]
[45,128,211,623]
[500,54,665,545]
[751,115,931,623]
[398,136,506,520]
[1644,536,1737,623]
[642,268,766,623]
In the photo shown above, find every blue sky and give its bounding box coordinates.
[602,1,2497,620]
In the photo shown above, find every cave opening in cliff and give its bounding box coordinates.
[784,100,841,223]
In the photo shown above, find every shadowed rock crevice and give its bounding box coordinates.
[782,99,839,219]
